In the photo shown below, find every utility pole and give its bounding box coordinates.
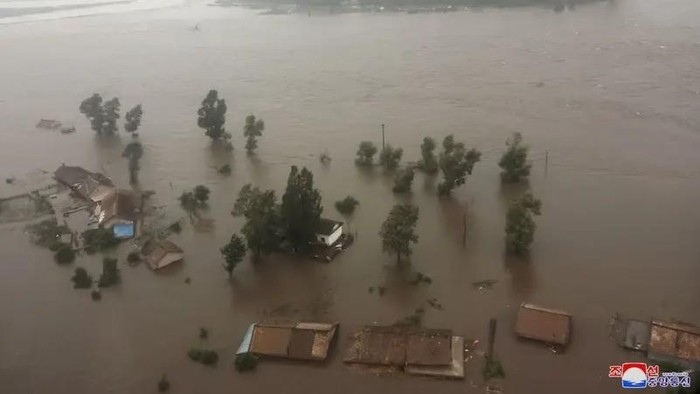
[462,211,467,248]
[381,123,385,150]
[545,150,549,176]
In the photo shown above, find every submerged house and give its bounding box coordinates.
[647,320,700,369]
[54,165,115,203]
[141,238,184,270]
[316,218,343,246]
[343,325,465,379]
[237,321,338,361]
[515,303,572,347]
[94,189,142,239]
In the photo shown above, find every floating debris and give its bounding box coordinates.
[36,119,62,129]
[472,279,498,290]
[427,298,443,311]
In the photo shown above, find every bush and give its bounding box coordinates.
[127,252,140,264]
[82,228,120,254]
[218,164,231,175]
[200,350,219,366]
[188,348,218,366]
[157,375,170,392]
[483,357,505,380]
[335,196,359,215]
[187,348,203,362]
[199,327,209,339]
[54,244,76,264]
[71,267,92,289]
[97,257,120,288]
[91,289,102,301]
[235,353,259,372]
[168,221,182,234]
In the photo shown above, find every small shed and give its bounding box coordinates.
[515,303,572,347]
[141,239,184,270]
[316,218,343,246]
[648,320,700,369]
[237,321,338,361]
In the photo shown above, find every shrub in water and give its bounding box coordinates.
[235,353,259,372]
[54,244,76,264]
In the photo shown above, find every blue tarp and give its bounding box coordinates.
[113,223,134,239]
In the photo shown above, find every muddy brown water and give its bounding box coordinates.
[1,1,700,393]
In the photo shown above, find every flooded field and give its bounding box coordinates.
[1,0,700,392]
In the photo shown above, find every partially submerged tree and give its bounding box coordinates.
[232,184,281,259]
[97,257,120,288]
[179,185,210,216]
[102,98,121,135]
[498,132,531,183]
[157,375,170,392]
[124,104,143,135]
[197,89,227,140]
[54,244,76,264]
[243,114,265,154]
[71,267,92,289]
[437,135,481,195]
[392,168,415,194]
[355,141,378,166]
[193,185,210,206]
[122,141,143,184]
[220,234,246,279]
[379,144,403,170]
[505,193,542,255]
[79,94,120,135]
[379,204,419,265]
[281,166,323,252]
[82,228,120,254]
[418,137,438,174]
[335,196,359,215]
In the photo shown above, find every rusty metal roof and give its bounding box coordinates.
[649,320,700,363]
[250,326,293,357]
[343,326,453,367]
[246,322,338,361]
[515,303,572,346]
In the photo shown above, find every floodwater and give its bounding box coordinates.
[1,0,700,393]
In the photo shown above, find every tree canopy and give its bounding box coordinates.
[124,104,143,134]
[498,132,531,183]
[97,257,120,288]
[281,166,323,251]
[243,114,265,154]
[419,137,438,174]
[335,196,359,215]
[379,144,403,170]
[79,94,120,135]
[379,204,419,264]
[437,135,481,195]
[197,90,227,140]
[355,141,378,166]
[221,234,246,278]
[505,193,542,255]
[71,267,92,289]
[232,184,281,259]
[393,168,415,194]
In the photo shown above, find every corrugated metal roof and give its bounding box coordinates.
[515,303,572,346]
[649,320,700,364]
